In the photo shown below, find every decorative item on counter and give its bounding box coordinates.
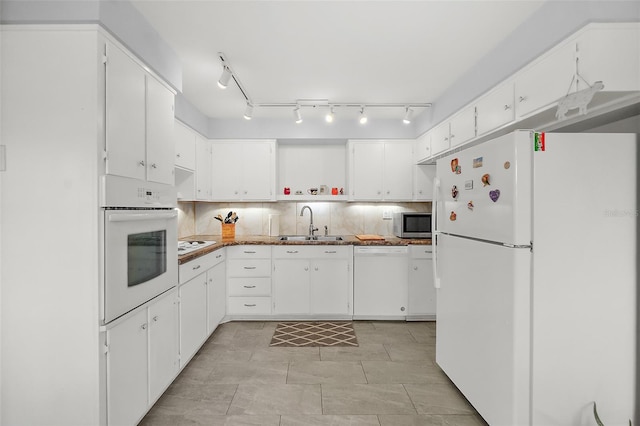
[332,187,339,195]
[473,157,483,168]
[295,190,303,195]
[319,185,328,195]
[489,189,501,202]
[221,211,238,240]
[481,173,490,186]
[308,188,318,195]
[449,211,457,221]
[504,161,511,170]
[451,185,459,199]
[339,188,344,195]
[284,187,291,195]
[268,214,280,237]
[451,158,461,174]
[467,201,474,211]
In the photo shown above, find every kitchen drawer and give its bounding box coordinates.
[228,277,271,296]
[179,249,225,284]
[226,245,271,259]
[310,245,351,258]
[227,259,272,277]
[272,245,351,259]
[409,245,433,259]
[227,297,272,315]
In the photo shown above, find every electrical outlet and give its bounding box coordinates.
[382,210,392,220]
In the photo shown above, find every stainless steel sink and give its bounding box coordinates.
[279,235,343,242]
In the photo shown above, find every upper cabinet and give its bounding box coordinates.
[105,42,175,185]
[210,140,276,201]
[174,120,197,171]
[576,24,640,92]
[514,39,576,119]
[349,140,413,201]
[476,81,515,137]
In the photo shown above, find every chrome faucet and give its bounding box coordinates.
[300,205,318,238]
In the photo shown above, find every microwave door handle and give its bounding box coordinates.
[108,212,178,222]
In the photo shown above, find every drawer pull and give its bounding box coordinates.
[244,304,257,307]
[286,250,299,254]
[216,254,222,259]
[324,250,337,254]
[243,251,256,254]
[244,266,257,270]
[243,285,256,288]
[192,265,201,270]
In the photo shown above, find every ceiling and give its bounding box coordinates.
[131,0,547,123]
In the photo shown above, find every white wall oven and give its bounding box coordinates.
[101,175,177,324]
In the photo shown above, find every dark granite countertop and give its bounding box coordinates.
[178,234,431,264]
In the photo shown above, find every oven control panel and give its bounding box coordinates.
[101,175,177,208]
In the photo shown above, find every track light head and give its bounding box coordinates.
[217,66,231,89]
[294,106,303,124]
[359,107,368,124]
[402,107,413,124]
[325,107,335,123]
[243,103,253,120]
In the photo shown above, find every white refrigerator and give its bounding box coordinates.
[433,130,636,426]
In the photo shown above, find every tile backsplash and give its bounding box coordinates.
[178,201,431,238]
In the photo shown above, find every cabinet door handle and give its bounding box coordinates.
[176,153,181,158]
[413,266,419,271]
[244,266,256,270]
[450,134,455,139]
[152,316,158,322]
[314,267,319,271]
[216,254,222,259]
[243,285,256,288]
[286,250,299,254]
[141,323,148,330]
[304,267,309,271]
[150,163,157,169]
[324,250,337,254]
[504,104,512,110]
[519,96,527,102]
[244,304,256,307]
[192,265,201,270]
[138,160,145,166]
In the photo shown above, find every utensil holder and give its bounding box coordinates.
[221,223,236,240]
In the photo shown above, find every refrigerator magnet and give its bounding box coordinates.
[467,201,474,211]
[473,157,483,168]
[451,158,461,174]
[504,161,511,170]
[449,211,457,221]
[451,185,459,199]
[481,174,490,186]
[489,189,500,202]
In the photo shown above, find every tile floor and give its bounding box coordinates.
[140,321,488,426]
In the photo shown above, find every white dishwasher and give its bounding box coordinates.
[353,246,409,320]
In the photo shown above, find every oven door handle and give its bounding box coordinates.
[108,211,177,222]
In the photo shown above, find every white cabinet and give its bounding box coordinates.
[105,42,175,185]
[429,122,451,157]
[148,289,180,402]
[177,248,227,366]
[178,272,208,368]
[272,246,353,318]
[174,120,197,170]
[515,40,576,119]
[414,132,432,164]
[210,140,276,201]
[407,246,436,320]
[577,24,640,92]
[476,81,515,136]
[413,165,436,201]
[448,106,476,148]
[195,137,212,200]
[349,140,413,201]
[106,289,178,426]
[227,245,272,316]
[207,256,227,334]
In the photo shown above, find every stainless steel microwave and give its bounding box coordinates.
[393,212,432,238]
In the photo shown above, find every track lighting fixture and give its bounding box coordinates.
[325,107,335,123]
[216,53,431,124]
[217,66,232,89]
[359,107,368,124]
[243,103,253,120]
[402,107,414,124]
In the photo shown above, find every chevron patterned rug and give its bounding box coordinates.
[269,321,359,347]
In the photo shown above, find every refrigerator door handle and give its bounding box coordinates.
[432,176,441,289]
[433,234,441,289]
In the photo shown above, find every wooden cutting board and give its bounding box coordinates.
[355,234,385,241]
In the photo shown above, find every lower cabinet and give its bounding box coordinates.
[178,248,227,367]
[272,246,353,317]
[106,288,179,426]
[407,246,436,320]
